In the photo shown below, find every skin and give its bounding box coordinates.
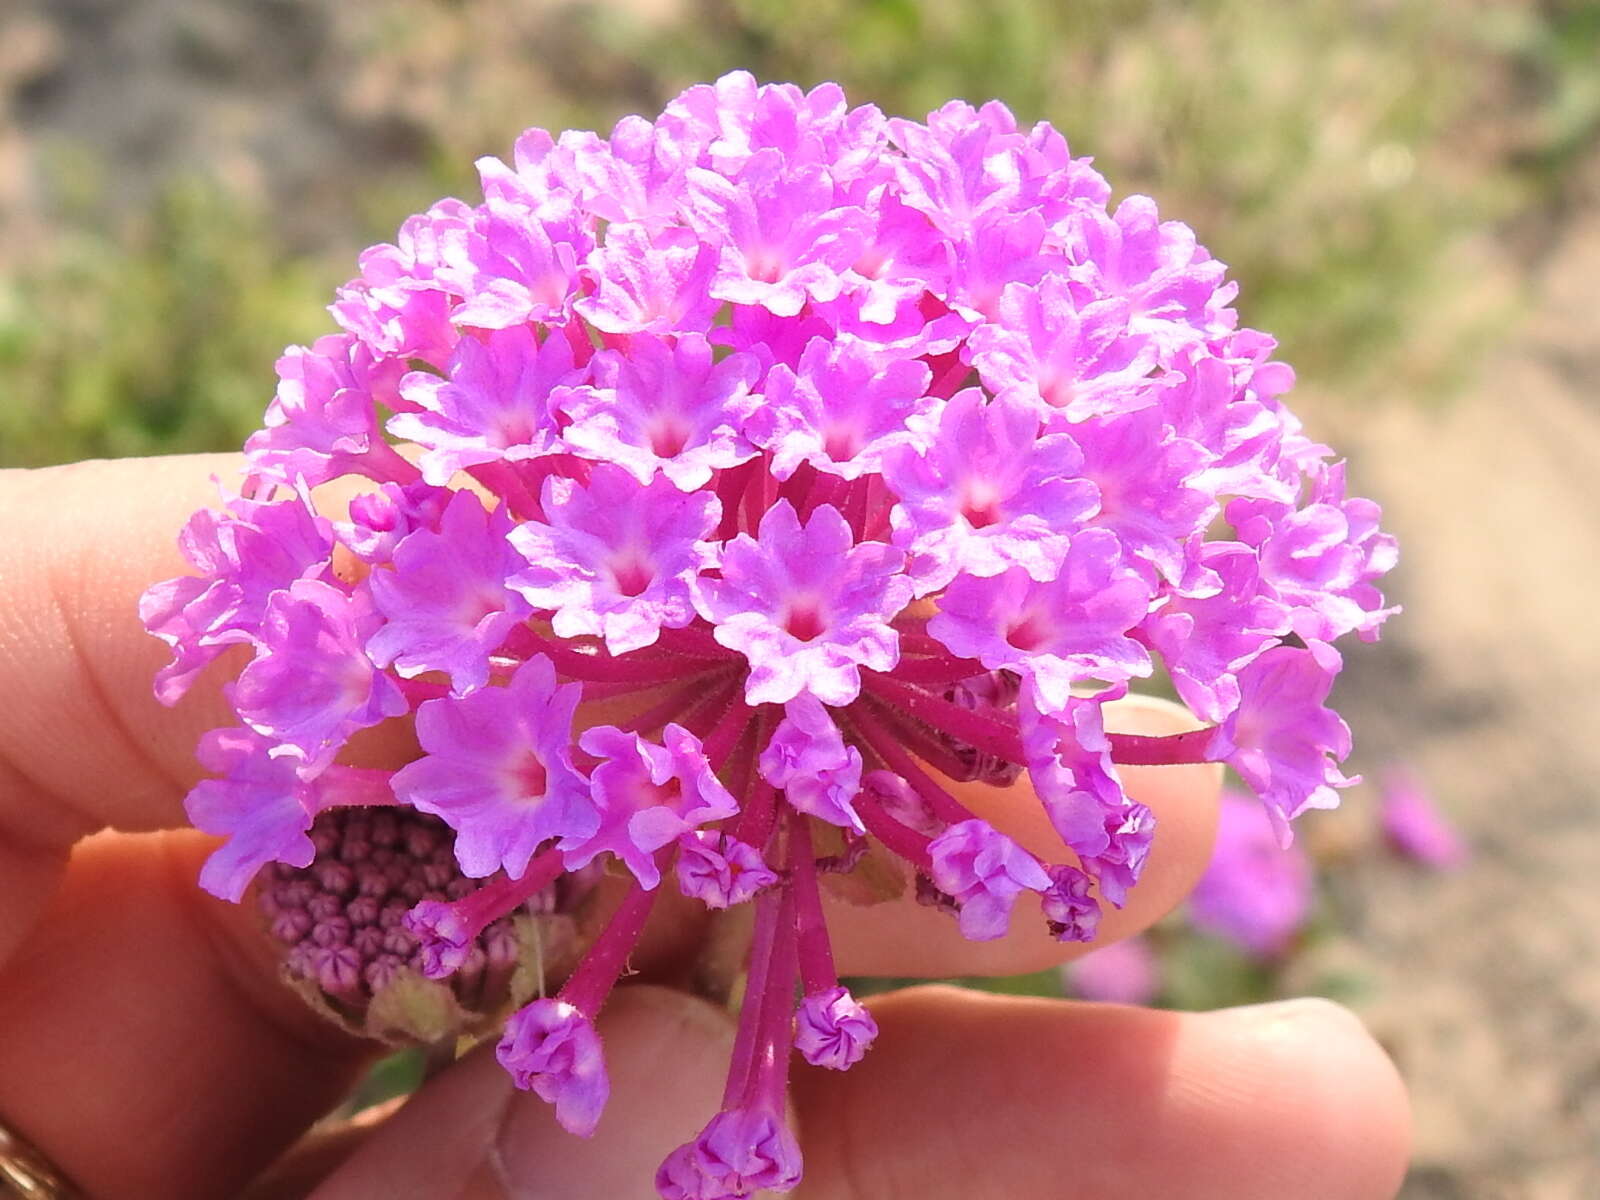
[0,455,1412,1199]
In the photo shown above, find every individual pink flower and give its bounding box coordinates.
[1205,641,1357,844]
[557,333,762,491]
[675,832,780,909]
[508,466,719,655]
[391,655,594,879]
[245,334,413,488]
[927,819,1051,941]
[748,335,936,481]
[692,501,911,706]
[439,197,591,330]
[366,489,532,696]
[497,999,609,1137]
[141,489,333,704]
[967,278,1158,421]
[928,531,1152,713]
[389,324,577,485]
[758,696,865,831]
[563,725,739,889]
[183,727,394,902]
[884,388,1098,593]
[684,149,866,317]
[229,579,408,772]
[1138,542,1289,722]
[795,986,878,1070]
[575,223,720,335]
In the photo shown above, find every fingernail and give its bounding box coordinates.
[1207,996,1369,1038]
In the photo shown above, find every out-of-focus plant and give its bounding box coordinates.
[0,175,334,466]
[619,0,1508,389]
[5,0,1581,472]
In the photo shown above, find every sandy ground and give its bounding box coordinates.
[1309,168,1600,1197]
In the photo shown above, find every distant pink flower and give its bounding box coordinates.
[1189,790,1314,958]
[1067,935,1161,1006]
[1380,766,1469,870]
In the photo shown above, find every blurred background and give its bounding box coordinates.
[2,1,1597,1195]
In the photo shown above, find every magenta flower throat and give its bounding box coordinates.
[142,73,1397,1199]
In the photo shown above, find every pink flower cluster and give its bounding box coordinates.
[142,73,1396,1198]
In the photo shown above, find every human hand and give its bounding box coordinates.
[0,455,1410,1198]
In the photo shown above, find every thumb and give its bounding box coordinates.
[310,986,738,1199]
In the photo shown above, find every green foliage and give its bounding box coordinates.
[5,0,1579,470]
[614,0,1505,387]
[0,177,336,466]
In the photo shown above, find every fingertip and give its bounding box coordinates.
[794,987,1411,1200]
[1190,998,1412,1198]
[826,691,1223,978]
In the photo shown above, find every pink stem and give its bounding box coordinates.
[742,458,777,534]
[432,847,565,944]
[1108,727,1218,766]
[854,790,934,869]
[559,878,660,1018]
[787,814,838,996]
[320,766,403,808]
[615,677,733,736]
[715,461,759,541]
[722,882,786,1108]
[861,476,893,542]
[466,461,542,520]
[364,441,425,486]
[889,653,986,687]
[741,882,800,1111]
[861,673,1025,764]
[843,477,870,542]
[850,695,981,782]
[395,676,450,706]
[798,471,847,523]
[680,678,744,740]
[653,622,736,661]
[927,356,974,399]
[896,631,952,657]
[778,461,818,509]
[732,779,781,853]
[847,704,976,826]
[524,633,727,685]
[700,691,756,770]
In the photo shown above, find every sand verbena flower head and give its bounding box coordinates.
[144,72,1396,1198]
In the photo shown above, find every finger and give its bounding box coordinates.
[825,694,1222,977]
[0,830,373,1200]
[307,985,738,1200]
[0,456,245,838]
[0,457,247,960]
[0,456,412,958]
[240,1100,406,1200]
[792,986,1411,1200]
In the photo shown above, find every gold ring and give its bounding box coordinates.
[0,1120,81,1199]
